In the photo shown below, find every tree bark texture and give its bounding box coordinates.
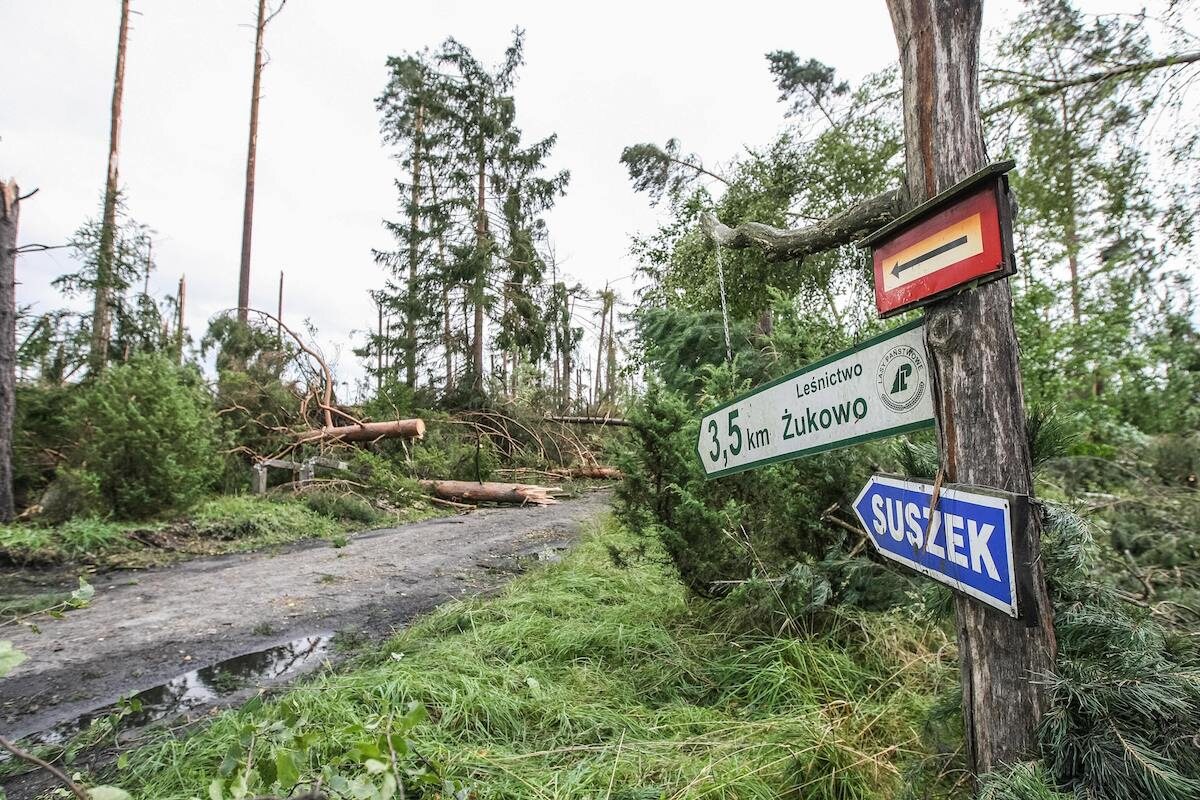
[886,0,1057,776]
[90,0,130,374]
[238,0,267,323]
[0,181,19,521]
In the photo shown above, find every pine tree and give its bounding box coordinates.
[372,30,568,401]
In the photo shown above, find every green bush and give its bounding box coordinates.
[37,466,103,524]
[71,354,223,518]
[302,491,382,525]
[614,371,888,599]
[12,383,76,508]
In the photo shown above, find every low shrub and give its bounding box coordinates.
[301,491,383,526]
[71,354,223,519]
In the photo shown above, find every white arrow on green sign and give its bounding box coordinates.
[696,318,935,478]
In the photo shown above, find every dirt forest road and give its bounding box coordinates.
[1,491,610,749]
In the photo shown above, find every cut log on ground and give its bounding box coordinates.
[419,480,564,506]
[296,418,426,443]
[548,415,632,427]
[564,466,623,480]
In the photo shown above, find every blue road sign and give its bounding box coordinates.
[852,475,1020,617]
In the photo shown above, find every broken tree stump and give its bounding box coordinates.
[419,480,564,506]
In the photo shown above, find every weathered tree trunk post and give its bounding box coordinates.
[886,0,1056,775]
[0,180,19,521]
[90,0,131,374]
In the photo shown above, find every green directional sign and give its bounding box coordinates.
[696,318,935,479]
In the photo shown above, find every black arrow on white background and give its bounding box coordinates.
[890,234,969,278]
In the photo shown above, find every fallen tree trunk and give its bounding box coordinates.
[548,415,632,427]
[564,466,623,480]
[419,480,563,506]
[296,419,426,443]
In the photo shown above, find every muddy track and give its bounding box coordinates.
[0,492,610,756]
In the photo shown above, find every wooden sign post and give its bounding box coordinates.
[700,0,1057,778]
[886,0,1056,775]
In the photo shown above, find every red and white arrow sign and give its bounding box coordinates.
[870,179,1011,317]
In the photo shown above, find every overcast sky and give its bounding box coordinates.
[1,0,1150,390]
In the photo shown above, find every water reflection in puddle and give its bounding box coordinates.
[8,634,331,752]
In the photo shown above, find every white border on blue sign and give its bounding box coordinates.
[852,474,1020,618]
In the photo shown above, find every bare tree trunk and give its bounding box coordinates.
[886,0,1056,776]
[511,345,519,397]
[175,274,186,363]
[442,284,453,392]
[237,0,285,323]
[472,154,487,392]
[276,269,283,347]
[755,309,774,337]
[605,299,616,402]
[593,289,607,402]
[500,286,509,395]
[377,299,383,392]
[405,104,424,387]
[430,179,453,392]
[0,181,19,520]
[561,302,572,408]
[90,0,131,374]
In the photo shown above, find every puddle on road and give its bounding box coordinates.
[7,634,332,753]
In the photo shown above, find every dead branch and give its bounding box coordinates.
[242,308,338,429]
[425,495,473,510]
[547,415,632,427]
[0,736,88,800]
[821,504,871,557]
[984,49,1200,116]
[701,188,904,262]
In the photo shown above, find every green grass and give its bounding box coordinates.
[0,492,439,569]
[107,516,954,800]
